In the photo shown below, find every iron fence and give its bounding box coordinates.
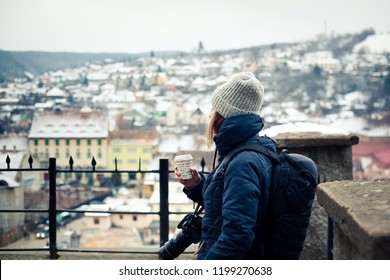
[0,155,207,259]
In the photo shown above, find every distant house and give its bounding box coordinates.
[0,173,24,247]
[82,204,111,231]
[145,181,194,244]
[0,135,28,246]
[28,109,109,184]
[0,134,41,192]
[302,51,341,73]
[352,136,390,179]
[46,87,67,99]
[79,203,143,248]
[107,129,159,190]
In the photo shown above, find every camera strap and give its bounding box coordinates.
[194,203,204,216]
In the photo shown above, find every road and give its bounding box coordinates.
[4,218,83,249]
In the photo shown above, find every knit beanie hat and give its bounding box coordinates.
[211,72,264,118]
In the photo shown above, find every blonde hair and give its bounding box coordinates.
[206,111,225,147]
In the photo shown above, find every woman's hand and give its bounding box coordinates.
[175,167,200,189]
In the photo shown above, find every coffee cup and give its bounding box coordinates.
[174,154,193,180]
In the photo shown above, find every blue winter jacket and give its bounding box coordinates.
[184,114,276,259]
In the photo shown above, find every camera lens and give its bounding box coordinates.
[158,230,192,260]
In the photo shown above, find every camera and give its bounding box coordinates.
[158,206,203,260]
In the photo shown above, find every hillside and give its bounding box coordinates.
[0,28,385,82]
[0,50,181,82]
[353,33,390,54]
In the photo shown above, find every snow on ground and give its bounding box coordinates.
[353,33,390,54]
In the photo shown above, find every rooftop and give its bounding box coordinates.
[28,110,108,139]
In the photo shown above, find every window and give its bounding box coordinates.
[55,139,59,145]
[87,149,92,158]
[127,148,137,153]
[77,139,81,146]
[76,148,81,159]
[34,139,39,146]
[45,139,49,146]
[98,139,102,145]
[143,148,151,153]
[87,139,91,145]
[94,218,99,225]
[55,148,60,158]
[113,148,122,153]
[133,216,138,222]
[120,215,123,220]
[98,148,102,159]
[66,139,70,146]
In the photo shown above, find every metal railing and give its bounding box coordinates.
[0,155,207,259]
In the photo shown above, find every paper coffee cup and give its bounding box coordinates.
[174,154,193,180]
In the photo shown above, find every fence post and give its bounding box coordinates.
[159,158,169,246]
[48,158,58,259]
[327,217,334,260]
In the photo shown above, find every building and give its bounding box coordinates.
[302,51,342,73]
[28,109,109,184]
[146,181,194,244]
[0,135,27,246]
[107,129,159,190]
[352,136,390,179]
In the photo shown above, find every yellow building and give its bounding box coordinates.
[107,130,159,192]
[28,110,108,184]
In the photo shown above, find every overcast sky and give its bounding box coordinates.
[0,0,389,53]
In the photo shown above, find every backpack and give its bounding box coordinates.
[218,143,319,260]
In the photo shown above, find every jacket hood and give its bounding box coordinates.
[213,114,274,157]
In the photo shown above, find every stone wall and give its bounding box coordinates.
[317,179,390,259]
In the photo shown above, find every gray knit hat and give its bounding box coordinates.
[211,72,264,118]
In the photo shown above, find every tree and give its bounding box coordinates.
[383,71,390,111]
[302,66,327,101]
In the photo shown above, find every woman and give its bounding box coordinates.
[176,72,276,259]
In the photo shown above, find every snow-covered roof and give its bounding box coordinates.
[0,173,20,188]
[28,110,108,138]
[84,204,111,217]
[159,134,196,153]
[87,71,110,81]
[46,87,66,97]
[0,151,25,180]
[0,135,28,151]
[149,190,192,204]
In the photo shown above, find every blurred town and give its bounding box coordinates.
[1,30,389,251]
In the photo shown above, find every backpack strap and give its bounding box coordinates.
[214,143,279,176]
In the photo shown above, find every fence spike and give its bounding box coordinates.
[69,156,74,171]
[6,155,10,169]
[138,157,141,171]
[28,155,34,169]
[115,157,118,171]
[91,157,96,171]
[200,157,206,172]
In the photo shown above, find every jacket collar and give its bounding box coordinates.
[213,114,264,158]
